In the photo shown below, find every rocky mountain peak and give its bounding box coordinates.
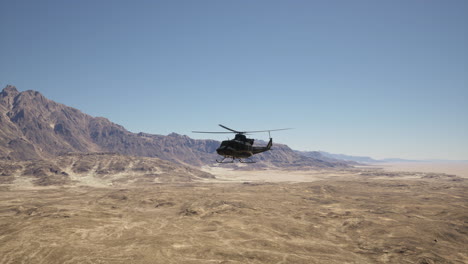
[168,132,189,139]
[1,85,19,95]
[1,85,20,108]
[1,86,49,111]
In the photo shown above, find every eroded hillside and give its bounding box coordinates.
[0,153,214,187]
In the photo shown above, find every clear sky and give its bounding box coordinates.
[1,0,467,160]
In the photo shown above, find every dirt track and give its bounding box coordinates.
[0,169,467,263]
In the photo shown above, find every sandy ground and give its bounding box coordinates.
[0,167,467,264]
[201,167,359,183]
[373,162,468,178]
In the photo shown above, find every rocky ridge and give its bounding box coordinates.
[0,85,351,169]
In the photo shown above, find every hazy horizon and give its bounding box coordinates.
[1,0,467,160]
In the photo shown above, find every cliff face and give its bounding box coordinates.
[0,85,350,168]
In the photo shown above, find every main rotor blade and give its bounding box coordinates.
[241,128,293,133]
[192,131,235,134]
[218,124,241,133]
[193,126,293,134]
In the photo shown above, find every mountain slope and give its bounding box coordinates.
[0,85,101,159]
[0,85,219,165]
[295,150,359,165]
[317,151,379,163]
[0,85,350,168]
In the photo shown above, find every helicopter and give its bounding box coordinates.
[192,124,291,163]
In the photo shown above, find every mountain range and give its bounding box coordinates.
[0,85,350,169]
[312,151,468,164]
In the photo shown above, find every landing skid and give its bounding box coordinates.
[216,157,256,163]
[216,157,234,163]
[239,158,256,163]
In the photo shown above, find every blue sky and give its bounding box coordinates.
[1,0,467,160]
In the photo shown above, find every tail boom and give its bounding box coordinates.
[252,138,273,154]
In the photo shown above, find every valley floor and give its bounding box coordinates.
[0,168,467,264]
[376,162,468,178]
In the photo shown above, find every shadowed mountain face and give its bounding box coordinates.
[0,85,349,168]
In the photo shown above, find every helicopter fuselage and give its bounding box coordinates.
[216,134,273,160]
[192,124,288,163]
[216,139,254,158]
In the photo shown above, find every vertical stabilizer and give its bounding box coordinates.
[266,138,273,150]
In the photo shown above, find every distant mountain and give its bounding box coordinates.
[316,151,379,163]
[242,141,351,169]
[316,151,468,164]
[316,151,418,163]
[294,150,359,165]
[0,85,351,169]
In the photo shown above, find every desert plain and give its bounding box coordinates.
[0,163,467,264]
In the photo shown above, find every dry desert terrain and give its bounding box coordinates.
[0,165,467,264]
[377,162,468,178]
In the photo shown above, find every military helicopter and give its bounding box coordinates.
[192,124,291,163]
